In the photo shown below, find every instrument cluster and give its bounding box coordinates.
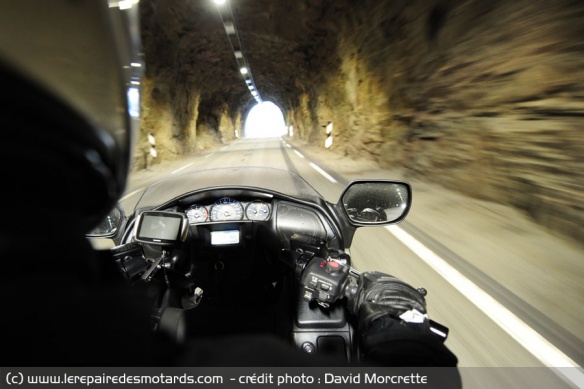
[185,197,271,224]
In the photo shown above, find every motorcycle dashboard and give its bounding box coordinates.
[128,193,338,251]
[180,197,331,238]
[184,197,271,223]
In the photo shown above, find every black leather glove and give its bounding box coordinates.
[348,271,459,368]
[348,271,427,331]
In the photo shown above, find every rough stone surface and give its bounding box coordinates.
[138,0,584,246]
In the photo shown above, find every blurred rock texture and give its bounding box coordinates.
[139,0,584,245]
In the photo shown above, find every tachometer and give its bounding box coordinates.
[210,198,244,221]
[185,205,208,224]
[245,201,270,221]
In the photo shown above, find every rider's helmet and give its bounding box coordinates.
[0,1,142,232]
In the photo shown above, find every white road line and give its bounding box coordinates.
[171,162,194,175]
[385,225,584,387]
[309,162,337,183]
[120,188,143,201]
[294,150,305,159]
[204,153,214,158]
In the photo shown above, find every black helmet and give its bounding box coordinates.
[0,0,142,231]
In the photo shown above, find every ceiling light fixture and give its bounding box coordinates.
[224,22,235,35]
[213,0,262,103]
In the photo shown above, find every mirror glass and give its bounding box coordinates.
[86,204,123,237]
[341,182,410,224]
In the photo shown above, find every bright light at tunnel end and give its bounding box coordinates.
[244,101,287,138]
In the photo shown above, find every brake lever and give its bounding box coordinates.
[349,267,361,278]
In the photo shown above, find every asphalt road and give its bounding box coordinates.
[115,137,583,388]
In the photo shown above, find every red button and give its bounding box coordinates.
[328,261,340,268]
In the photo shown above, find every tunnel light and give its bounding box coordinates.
[214,0,263,102]
[127,87,140,118]
[224,22,235,35]
[130,80,140,85]
[130,62,141,67]
[116,0,138,10]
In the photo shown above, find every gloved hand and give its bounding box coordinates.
[347,271,428,331]
[347,271,458,368]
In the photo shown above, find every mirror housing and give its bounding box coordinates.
[338,180,411,227]
[86,203,125,238]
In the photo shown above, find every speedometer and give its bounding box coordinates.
[246,201,270,221]
[185,205,208,224]
[210,198,244,221]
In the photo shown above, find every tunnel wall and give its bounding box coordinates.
[287,0,584,245]
[135,75,200,169]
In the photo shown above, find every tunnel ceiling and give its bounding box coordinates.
[140,0,344,115]
[138,0,584,247]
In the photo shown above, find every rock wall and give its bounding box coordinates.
[287,0,584,245]
[136,0,248,169]
[135,76,200,169]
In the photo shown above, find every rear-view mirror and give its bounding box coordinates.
[339,181,411,226]
[86,203,124,238]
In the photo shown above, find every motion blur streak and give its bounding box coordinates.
[386,225,584,387]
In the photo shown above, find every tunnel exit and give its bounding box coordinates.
[244,101,286,138]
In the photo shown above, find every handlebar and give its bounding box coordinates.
[301,258,449,340]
